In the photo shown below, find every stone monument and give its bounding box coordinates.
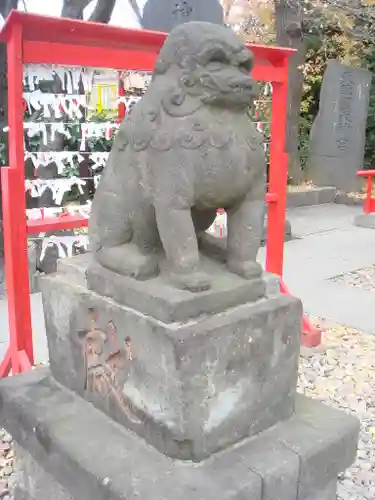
[0,23,359,500]
[142,0,224,32]
[308,60,372,192]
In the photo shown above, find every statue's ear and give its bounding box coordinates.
[161,84,202,117]
[162,89,203,117]
[170,85,186,106]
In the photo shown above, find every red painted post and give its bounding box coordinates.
[265,62,321,348]
[365,176,372,214]
[356,170,375,215]
[3,20,34,373]
[266,72,289,277]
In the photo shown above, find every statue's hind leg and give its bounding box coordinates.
[97,243,159,280]
[92,193,160,280]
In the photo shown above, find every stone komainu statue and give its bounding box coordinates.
[89,22,266,292]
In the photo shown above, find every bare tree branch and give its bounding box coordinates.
[128,0,142,24]
[275,0,305,183]
[222,0,237,22]
[89,0,116,23]
[0,0,18,20]
[61,0,92,20]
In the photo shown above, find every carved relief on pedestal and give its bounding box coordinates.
[77,308,140,424]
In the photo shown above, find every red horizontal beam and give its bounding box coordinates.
[248,44,295,66]
[357,169,375,177]
[1,10,167,51]
[2,11,296,64]
[27,215,89,234]
[24,41,158,72]
[24,41,287,83]
[24,46,288,86]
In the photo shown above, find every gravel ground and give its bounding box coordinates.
[299,319,375,500]
[0,428,15,499]
[331,265,375,293]
[0,320,374,499]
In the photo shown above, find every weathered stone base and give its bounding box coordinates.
[41,255,301,461]
[12,448,339,500]
[0,369,359,500]
[13,445,73,500]
[354,212,375,229]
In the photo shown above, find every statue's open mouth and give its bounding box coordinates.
[228,75,255,93]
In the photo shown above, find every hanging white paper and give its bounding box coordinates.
[24,122,72,145]
[89,152,110,170]
[24,65,95,94]
[80,122,119,150]
[25,177,87,205]
[25,151,85,174]
[39,234,89,262]
[93,175,101,189]
[121,71,152,91]
[24,91,87,120]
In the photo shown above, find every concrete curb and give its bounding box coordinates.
[334,192,364,207]
[287,187,336,208]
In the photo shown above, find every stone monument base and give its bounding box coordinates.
[309,155,362,193]
[40,254,298,461]
[354,212,375,229]
[1,369,359,500]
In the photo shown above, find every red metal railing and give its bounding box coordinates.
[0,11,320,377]
[356,170,375,214]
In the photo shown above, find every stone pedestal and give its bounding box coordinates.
[2,370,359,500]
[0,254,359,499]
[40,255,296,461]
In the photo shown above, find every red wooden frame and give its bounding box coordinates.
[357,169,375,214]
[0,11,320,377]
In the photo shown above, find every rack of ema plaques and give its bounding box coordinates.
[0,10,321,378]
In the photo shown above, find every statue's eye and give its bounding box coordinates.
[239,61,251,74]
[208,49,228,64]
[236,52,253,73]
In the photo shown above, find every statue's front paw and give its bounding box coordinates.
[170,271,211,292]
[228,260,262,280]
